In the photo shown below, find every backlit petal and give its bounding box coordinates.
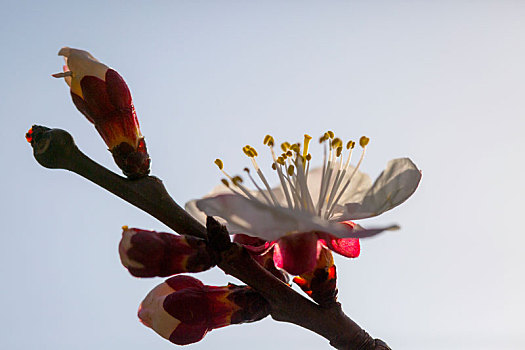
[338,158,421,220]
[196,193,395,240]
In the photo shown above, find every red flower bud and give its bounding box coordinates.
[293,248,338,305]
[138,275,270,345]
[53,47,150,178]
[119,227,214,277]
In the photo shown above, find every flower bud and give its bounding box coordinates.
[293,248,338,305]
[53,47,150,178]
[119,227,214,277]
[138,275,270,345]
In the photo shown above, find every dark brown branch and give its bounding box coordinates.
[28,125,391,350]
[28,126,206,239]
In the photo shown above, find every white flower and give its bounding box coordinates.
[186,133,421,242]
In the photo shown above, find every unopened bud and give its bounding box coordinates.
[138,275,270,345]
[119,228,214,277]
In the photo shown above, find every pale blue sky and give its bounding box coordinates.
[1,1,524,349]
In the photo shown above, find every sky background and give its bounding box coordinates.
[1,1,524,349]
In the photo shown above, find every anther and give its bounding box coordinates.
[287,165,295,176]
[281,142,291,151]
[327,131,335,139]
[221,179,230,187]
[359,136,370,148]
[332,138,342,149]
[232,176,243,186]
[346,140,355,149]
[263,135,275,147]
[214,159,224,170]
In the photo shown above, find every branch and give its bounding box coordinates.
[27,125,391,350]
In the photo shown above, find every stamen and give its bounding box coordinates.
[326,138,369,218]
[266,143,294,208]
[221,178,229,187]
[244,167,272,205]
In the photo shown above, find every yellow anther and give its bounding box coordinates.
[214,159,224,170]
[263,135,275,147]
[336,146,343,157]
[287,164,295,176]
[122,225,129,231]
[272,163,277,170]
[291,143,300,153]
[286,150,293,157]
[359,136,370,148]
[303,134,312,158]
[232,176,243,186]
[327,131,335,139]
[306,153,312,161]
[221,178,230,187]
[332,137,342,149]
[281,142,291,152]
[346,140,355,149]
[243,145,258,157]
[277,156,285,165]
[243,167,250,173]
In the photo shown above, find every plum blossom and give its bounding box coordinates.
[186,133,421,275]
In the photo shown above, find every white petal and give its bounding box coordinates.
[184,184,231,225]
[339,158,421,220]
[57,47,109,96]
[195,193,396,240]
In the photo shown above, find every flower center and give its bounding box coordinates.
[214,132,369,220]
